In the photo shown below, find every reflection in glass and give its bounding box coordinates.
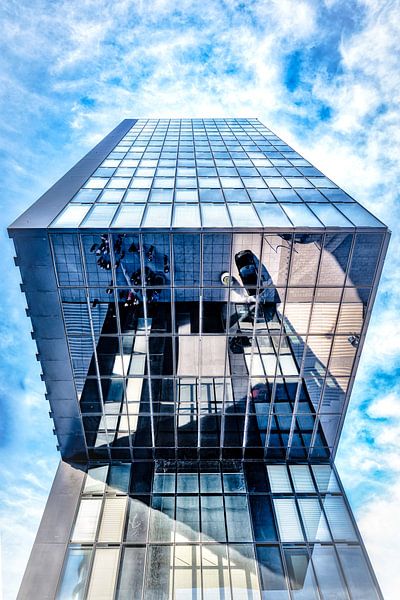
[337,545,379,600]
[229,544,260,599]
[144,545,172,600]
[256,545,289,600]
[284,548,319,600]
[311,545,348,600]
[116,546,146,600]
[57,547,92,600]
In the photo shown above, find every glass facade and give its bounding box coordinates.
[9,118,387,599]
[56,462,380,599]
[50,228,384,461]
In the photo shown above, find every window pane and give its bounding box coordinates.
[153,473,175,494]
[71,498,102,542]
[322,496,357,541]
[175,495,200,542]
[83,466,108,495]
[201,495,226,541]
[143,204,172,227]
[337,545,380,600]
[297,498,331,542]
[111,204,145,227]
[201,204,231,227]
[281,204,322,227]
[174,545,201,600]
[202,545,231,600]
[284,549,319,600]
[249,495,278,541]
[125,496,149,543]
[273,499,304,542]
[108,464,130,493]
[311,545,348,600]
[228,204,261,227]
[289,465,315,493]
[338,203,385,227]
[57,547,92,600]
[223,472,246,492]
[149,495,175,542]
[87,548,120,600]
[144,545,173,600]
[225,495,252,542]
[200,473,222,493]
[51,205,91,228]
[267,465,292,493]
[254,204,293,227]
[173,204,201,227]
[116,546,146,600]
[229,544,260,599]
[310,203,353,227]
[177,473,199,493]
[98,497,127,542]
[256,545,289,600]
[81,204,117,228]
[311,465,340,493]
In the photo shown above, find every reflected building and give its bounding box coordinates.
[9,118,388,599]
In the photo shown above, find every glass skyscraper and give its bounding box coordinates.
[9,118,388,599]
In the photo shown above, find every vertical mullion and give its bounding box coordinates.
[139,232,155,450]
[286,234,325,460]
[264,235,294,458]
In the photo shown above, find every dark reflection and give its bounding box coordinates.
[51,230,385,461]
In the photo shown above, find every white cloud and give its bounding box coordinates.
[367,392,400,419]
[357,481,400,600]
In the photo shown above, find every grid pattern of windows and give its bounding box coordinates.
[50,229,384,461]
[50,119,384,230]
[56,462,380,600]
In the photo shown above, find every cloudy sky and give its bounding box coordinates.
[0,0,399,598]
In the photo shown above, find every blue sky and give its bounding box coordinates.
[1,0,399,597]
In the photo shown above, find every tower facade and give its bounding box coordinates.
[9,118,388,599]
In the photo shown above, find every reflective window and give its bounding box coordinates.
[256,546,289,600]
[284,548,319,600]
[57,547,92,600]
[86,548,120,600]
[337,545,380,600]
[311,545,348,600]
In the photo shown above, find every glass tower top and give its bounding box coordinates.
[50,118,384,230]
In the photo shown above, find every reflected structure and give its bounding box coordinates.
[9,119,388,599]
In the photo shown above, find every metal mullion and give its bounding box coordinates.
[286,233,325,460]
[108,231,132,459]
[77,233,109,459]
[264,234,294,458]
[139,232,155,449]
[170,233,178,458]
[220,232,234,458]
[242,232,264,454]
[289,493,326,600]
[331,464,384,600]
[53,472,89,599]
[309,232,357,456]
[300,471,350,599]
[198,232,204,452]
[330,229,389,458]
[48,233,97,455]
[140,485,153,600]
[241,462,265,598]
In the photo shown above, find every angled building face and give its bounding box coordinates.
[9,118,388,599]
